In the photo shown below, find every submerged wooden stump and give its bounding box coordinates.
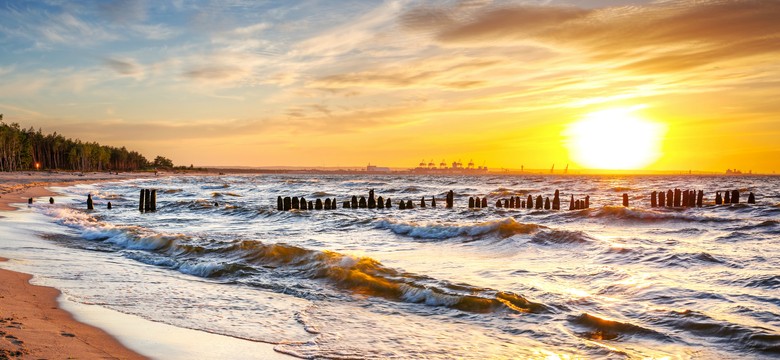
[585,195,590,209]
[475,197,481,208]
[323,198,330,210]
[139,189,145,211]
[277,196,283,211]
[420,196,426,208]
[385,198,392,208]
[544,197,550,210]
[406,200,414,209]
[284,197,292,211]
[107,201,112,210]
[535,195,543,210]
[731,190,740,204]
[446,190,454,208]
[315,199,323,210]
[622,193,629,207]
[292,197,300,210]
[359,196,367,208]
[49,197,54,204]
[666,190,673,207]
[569,195,574,211]
[724,190,731,204]
[552,190,560,211]
[748,192,756,204]
[481,197,487,208]
[144,189,151,212]
[527,195,533,209]
[468,197,475,208]
[399,200,406,210]
[658,191,665,207]
[151,190,157,211]
[87,194,94,210]
[351,196,358,209]
[673,189,681,207]
[697,190,703,207]
[496,200,503,208]
[343,201,351,209]
[377,196,384,209]
[431,197,436,207]
[368,190,376,209]
[651,191,657,207]
[308,201,313,210]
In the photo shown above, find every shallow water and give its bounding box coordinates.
[10,174,780,358]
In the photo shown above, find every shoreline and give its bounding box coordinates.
[0,258,147,359]
[0,172,294,359]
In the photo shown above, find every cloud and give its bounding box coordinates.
[182,65,248,82]
[98,0,148,24]
[103,58,142,76]
[420,1,780,74]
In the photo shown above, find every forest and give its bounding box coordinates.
[0,115,171,172]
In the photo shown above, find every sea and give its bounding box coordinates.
[2,174,779,359]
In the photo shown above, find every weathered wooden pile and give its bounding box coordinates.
[276,190,455,211]
[138,189,157,212]
[647,189,756,207]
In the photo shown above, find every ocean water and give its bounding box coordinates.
[6,174,780,358]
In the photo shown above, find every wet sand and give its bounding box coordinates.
[0,257,147,359]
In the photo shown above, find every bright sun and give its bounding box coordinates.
[564,106,666,170]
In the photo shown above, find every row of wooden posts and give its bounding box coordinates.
[138,189,157,212]
[28,195,111,210]
[490,190,590,211]
[277,190,457,211]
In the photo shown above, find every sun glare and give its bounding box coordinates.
[564,106,666,170]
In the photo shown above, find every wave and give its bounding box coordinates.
[641,252,734,268]
[44,207,549,315]
[211,192,243,198]
[654,309,780,354]
[582,206,730,223]
[569,313,669,341]
[530,230,591,245]
[375,218,544,240]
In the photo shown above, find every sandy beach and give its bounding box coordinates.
[0,172,150,359]
[0,257,147,359]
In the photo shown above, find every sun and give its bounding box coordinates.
[564,106,666,170]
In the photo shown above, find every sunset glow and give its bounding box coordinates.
[565,107,666,170]
[0,1,779,172]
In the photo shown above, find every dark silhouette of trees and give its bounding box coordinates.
[153,156,174,169]
[0,120,157,172]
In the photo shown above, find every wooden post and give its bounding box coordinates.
[107,201,112,210]
[284,197,292,211]
[140,189,145,211]
[420,196,426,208]
[585,195,590,209]
[406,200,414,209]
[446,190,454,208]
[724,190,731,204]
[731,190,739,204]
[315,199,323,210]
[535,195,543,209]
[544,197,550,210]
[399,200,406,210]
[49,197,54,204]
[481,197,487,208]
[569,195,574,211]
[475,197,481,208]
[277,196,283,211]
[748,192,756,204]
[496,200,503,208]
[658,191,665,207]
[622,193,629,207]
[552,190,560,210]
[468,197,475,208]
[503,199,509,208]
[343,201,351,208]
[666,190,673,207]
[87,194,94,210]
[377,196,384,209]
[575,200,581,210]
[150,190,157,211]
[351,196,358,209]
[385,198,392,208]
[332,198,337,209]
[651,191,657,207]
[28,197,33,204]
[697,190,703,207]
[673,189,681,207]
[431,196,436,207]
[144,189,151,211]
[682,190,689,208]
[368,190,376,209]
[359,196,367,208]
[323,198,329,210]
[308,201,313,210]
[527,195,533,209]
[292,197,300,210]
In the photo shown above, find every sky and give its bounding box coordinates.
[1,0,779,172]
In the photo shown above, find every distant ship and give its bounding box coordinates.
[411,159,488,174]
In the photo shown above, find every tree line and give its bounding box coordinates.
[0,115,173,172]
